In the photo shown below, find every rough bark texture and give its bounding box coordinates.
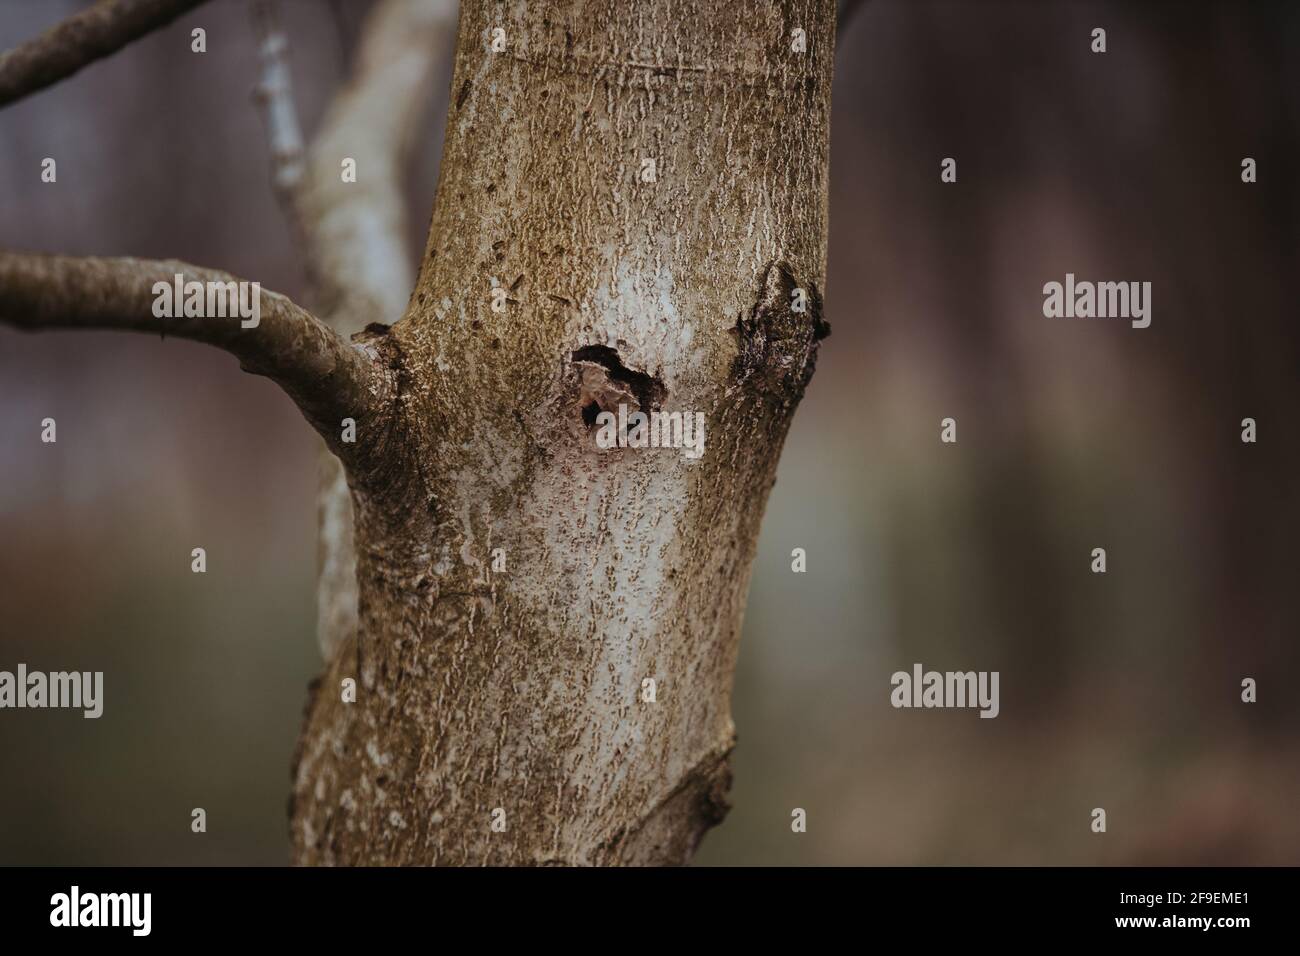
[291,0,835,865]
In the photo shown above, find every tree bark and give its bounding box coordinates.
[290,0,835,865]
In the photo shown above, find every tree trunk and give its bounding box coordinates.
[289,0,835,865]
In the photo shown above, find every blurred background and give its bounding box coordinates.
[1,0,1297,865]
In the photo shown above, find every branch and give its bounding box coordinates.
[0,251,393,470]
[0,0,211,109]
[294,0,457,334]
[246,1,453,662]
[250,0,305,203]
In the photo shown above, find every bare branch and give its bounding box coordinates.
[0,0,211,109]
[251,0,455,663]
[0,251,392,471]
[248,0,348,662]
[294,0,457,334]
[250,0,305,202]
